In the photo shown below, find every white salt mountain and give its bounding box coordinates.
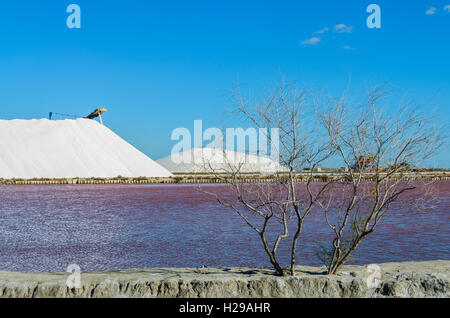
[0,119,172,179]
[157,148,287,174]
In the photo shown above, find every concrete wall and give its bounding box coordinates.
[0,260,448,298]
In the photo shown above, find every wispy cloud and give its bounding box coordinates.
[302,23,353,48]
[301,37,321,46]
[314,27,329,34]
[426,6,437,15]
[333,24,353,34]
[444,5,450,12]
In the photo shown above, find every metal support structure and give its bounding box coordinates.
[48,107,107,124]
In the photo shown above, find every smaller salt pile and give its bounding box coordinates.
[157,148,287,174]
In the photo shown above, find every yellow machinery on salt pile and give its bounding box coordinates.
[49,107,108,124]
[84,108,107,124]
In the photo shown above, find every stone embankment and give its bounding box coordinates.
[0,260,448,298]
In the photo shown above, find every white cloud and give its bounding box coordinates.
[301,37,321,46]
[314,27,329,34]
[333,24,353,34]
[342,45,355,50]
[426,6,437,15]
[444,5,450,12]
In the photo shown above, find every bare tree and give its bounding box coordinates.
[199,81,332,276]
[315,85,443,274]
[197,82,442,276]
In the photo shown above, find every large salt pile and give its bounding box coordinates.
[157,148,287,174]
[0,119,172,179]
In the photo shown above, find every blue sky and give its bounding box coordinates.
[0,0,448,166]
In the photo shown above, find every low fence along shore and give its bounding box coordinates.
[0,171,449,185]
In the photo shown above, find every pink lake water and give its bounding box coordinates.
[0,182,449,272]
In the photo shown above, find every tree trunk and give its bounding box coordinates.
[290,219,303,275]
[260,233,285,276]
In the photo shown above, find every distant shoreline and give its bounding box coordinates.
[0,260,448,298]
[0,170,449,185]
